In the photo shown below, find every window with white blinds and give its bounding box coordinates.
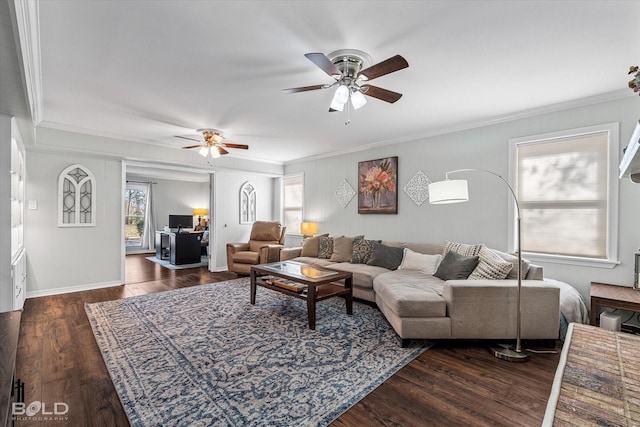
[510,123,618,265]
[282,174,303,235]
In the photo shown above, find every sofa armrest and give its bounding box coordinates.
[258,244,284,263]
[280,247,302,261]
[443,279,560,340]
[226,243,249,269]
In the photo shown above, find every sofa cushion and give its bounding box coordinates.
[300,233,329,257]
[398,248,442,274]
[249,221,283,241]
[330,262,389,289]
[434,251,479,280]
[374,282,446,317]
[367,243,404,270]
[232,251,260,264]
[318,236,334,259]
[351,238,381,264]
[443,241,483,257]
[469,245,514,280]
[330,235,363,262]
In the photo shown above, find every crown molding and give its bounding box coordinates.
[286,89,635,165]
[12,0,43,125]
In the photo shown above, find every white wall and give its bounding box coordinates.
[145,177,210,230]
[285,96,640,301]
[25,151,123,296]
[211,171,278,271]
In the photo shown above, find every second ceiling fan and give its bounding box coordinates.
[178,129,248,159]
[283,49,409,112]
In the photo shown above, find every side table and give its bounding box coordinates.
[590,282,640,326]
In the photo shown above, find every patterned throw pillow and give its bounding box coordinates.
[468,245,514,280]
[443,241,483,257]
[318,237,334,259]
[351,238,381,264]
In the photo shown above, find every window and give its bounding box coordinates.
[58,164,96,227]
[509,123,618,267]
[282,174,303,235]
[124,183,147,246]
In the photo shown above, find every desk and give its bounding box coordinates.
[589,282,640,326]
[155,231,203,265]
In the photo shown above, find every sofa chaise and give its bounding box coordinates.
[280,236,561,345]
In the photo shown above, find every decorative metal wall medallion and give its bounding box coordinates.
[335,179,356,208]
[403,170,431,206]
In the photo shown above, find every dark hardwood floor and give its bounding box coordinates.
[15,254,561,426]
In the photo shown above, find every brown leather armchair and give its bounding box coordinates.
[226,221,286,275]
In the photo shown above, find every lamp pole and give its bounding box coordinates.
[443,169,529,362]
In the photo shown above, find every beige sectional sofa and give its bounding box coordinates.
[279,238,560,345]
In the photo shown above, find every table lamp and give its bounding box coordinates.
[300,222,318,238]
[193,208,208,228]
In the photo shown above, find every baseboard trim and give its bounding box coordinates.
[26,280,122,299]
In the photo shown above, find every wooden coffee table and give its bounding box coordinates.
[250,261,353,330]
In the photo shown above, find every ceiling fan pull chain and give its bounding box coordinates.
[345,98,351,125]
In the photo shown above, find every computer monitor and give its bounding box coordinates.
[168,214,193,229]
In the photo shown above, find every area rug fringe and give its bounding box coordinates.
[85,277,431,426]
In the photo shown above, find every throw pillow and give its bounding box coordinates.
[443,241,483,257]
[351,238,381,264]
[398,248,443,275]
[330,235,363,262]
[318,236,334,259]
[433,251,480,280]
[468,245,514,280]
[490,249,531,279]
[300,233,329,257]
[366,243,405,270]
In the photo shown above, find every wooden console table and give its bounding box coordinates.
[590,282,640,326]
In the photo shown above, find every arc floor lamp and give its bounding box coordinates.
[428,169,530,362]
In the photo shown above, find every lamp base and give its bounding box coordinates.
[489,343,530,363]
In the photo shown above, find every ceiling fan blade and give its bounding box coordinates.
[217,147,229,155]
[361,84,403,103]
[328,108,339,112]
[358,55,408,81]
[175,135,202,143]
[282,84,327,94]
[182,144,203,149]
[305,53,343,79]
[222,143,249,150]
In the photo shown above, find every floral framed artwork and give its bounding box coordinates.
[358,156,398,214]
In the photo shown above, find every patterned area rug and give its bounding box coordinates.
[85,277,431,426]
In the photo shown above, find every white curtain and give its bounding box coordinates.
[141,183,156,250]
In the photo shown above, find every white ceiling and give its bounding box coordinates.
[34,0,640,164]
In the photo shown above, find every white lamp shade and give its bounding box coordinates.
[332,85,349,105]
[199,146,209,157]
[300,222,318,235]
[330,98,345,111]
[210,147,221,158]
[428,180,469,204]
[350,90,367,109]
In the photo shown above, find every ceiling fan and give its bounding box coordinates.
[282,49,409,113]
[178,129,249,159]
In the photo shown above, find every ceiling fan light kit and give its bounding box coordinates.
[283,48,408,122]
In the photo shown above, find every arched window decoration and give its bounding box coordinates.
[240,181,256,224]
[58,164,96,227]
